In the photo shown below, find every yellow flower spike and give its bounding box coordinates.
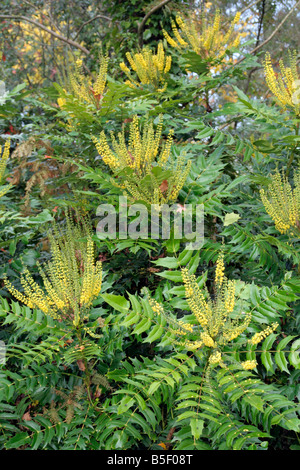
[92,132,120,169]
[148,298,164,316]
[184,340,204,351]
[260,168,300,235]
[181,267,209,328]
[249,323,279,346]
[233,12,241,25]
[93,54,109,98]
[164,55,172,74]
[148,251,261,364]
[57,96,66,109]
[209,351,222,364]
[125,52,137,71]
[172,18,189,47]
[3,276,34,309]
[4,213,103,326]
[224,280,235,313]
[215,251,225,287]
[57,52,109,115]
[92,115,190,204]
[163,9,245,62]
[162,29,178,48]
[120,43,171,91]
[0,140,13,197]
[201,332,216,348]
[264,50,300,115]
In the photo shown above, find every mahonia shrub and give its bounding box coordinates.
[92,114,191,204]
[2,4,300,452]
[115,250,299,450]
[148,251,279,374]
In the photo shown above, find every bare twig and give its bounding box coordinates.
[250,0,300,54]
[73,14,116,40]
[235,0,300,65]
[254,0,265,48]
[137,0,172,48]
[244,0,265,93]
[0,14,90,55]
[239,0,264,17]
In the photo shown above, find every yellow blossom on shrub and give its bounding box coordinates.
[0,140,13,198]
[209,351,222,364]
[120,42,171,91]
[148,252,252,356]
[162,9,244,61]
[248,323,279,346]
[241,360,258,370]
[58,53,109,109]
[92,114,191,204]
[146,251,283,375]
[264,50,300,115]
[260,168,300,235]
[4,214,102,327]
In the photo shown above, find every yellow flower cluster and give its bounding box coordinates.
[148,296,194,337]
[224,280,236,313]
[147,251,285,376]
[148,297,164,315]
[4,215,102,327]
[241,360,258,370]
[248,323,279,346]
[215,251,225,287]
[93,114,171,173]
[94,116,173,175]
[201,332,216,348]
[57,95,66,110]
[162,9,243,61]
[209,350,222,364]
[170,319,194,336]
[184,340,203,350]
[181,252,248,349]
[92,115,191,204]
[58,53,109,110]
[260,168,300,235]
[181,266,209,328]
[149,252,252,356]
[0,140,13,199]
[120,42,172,92]
[264,50,300,115]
